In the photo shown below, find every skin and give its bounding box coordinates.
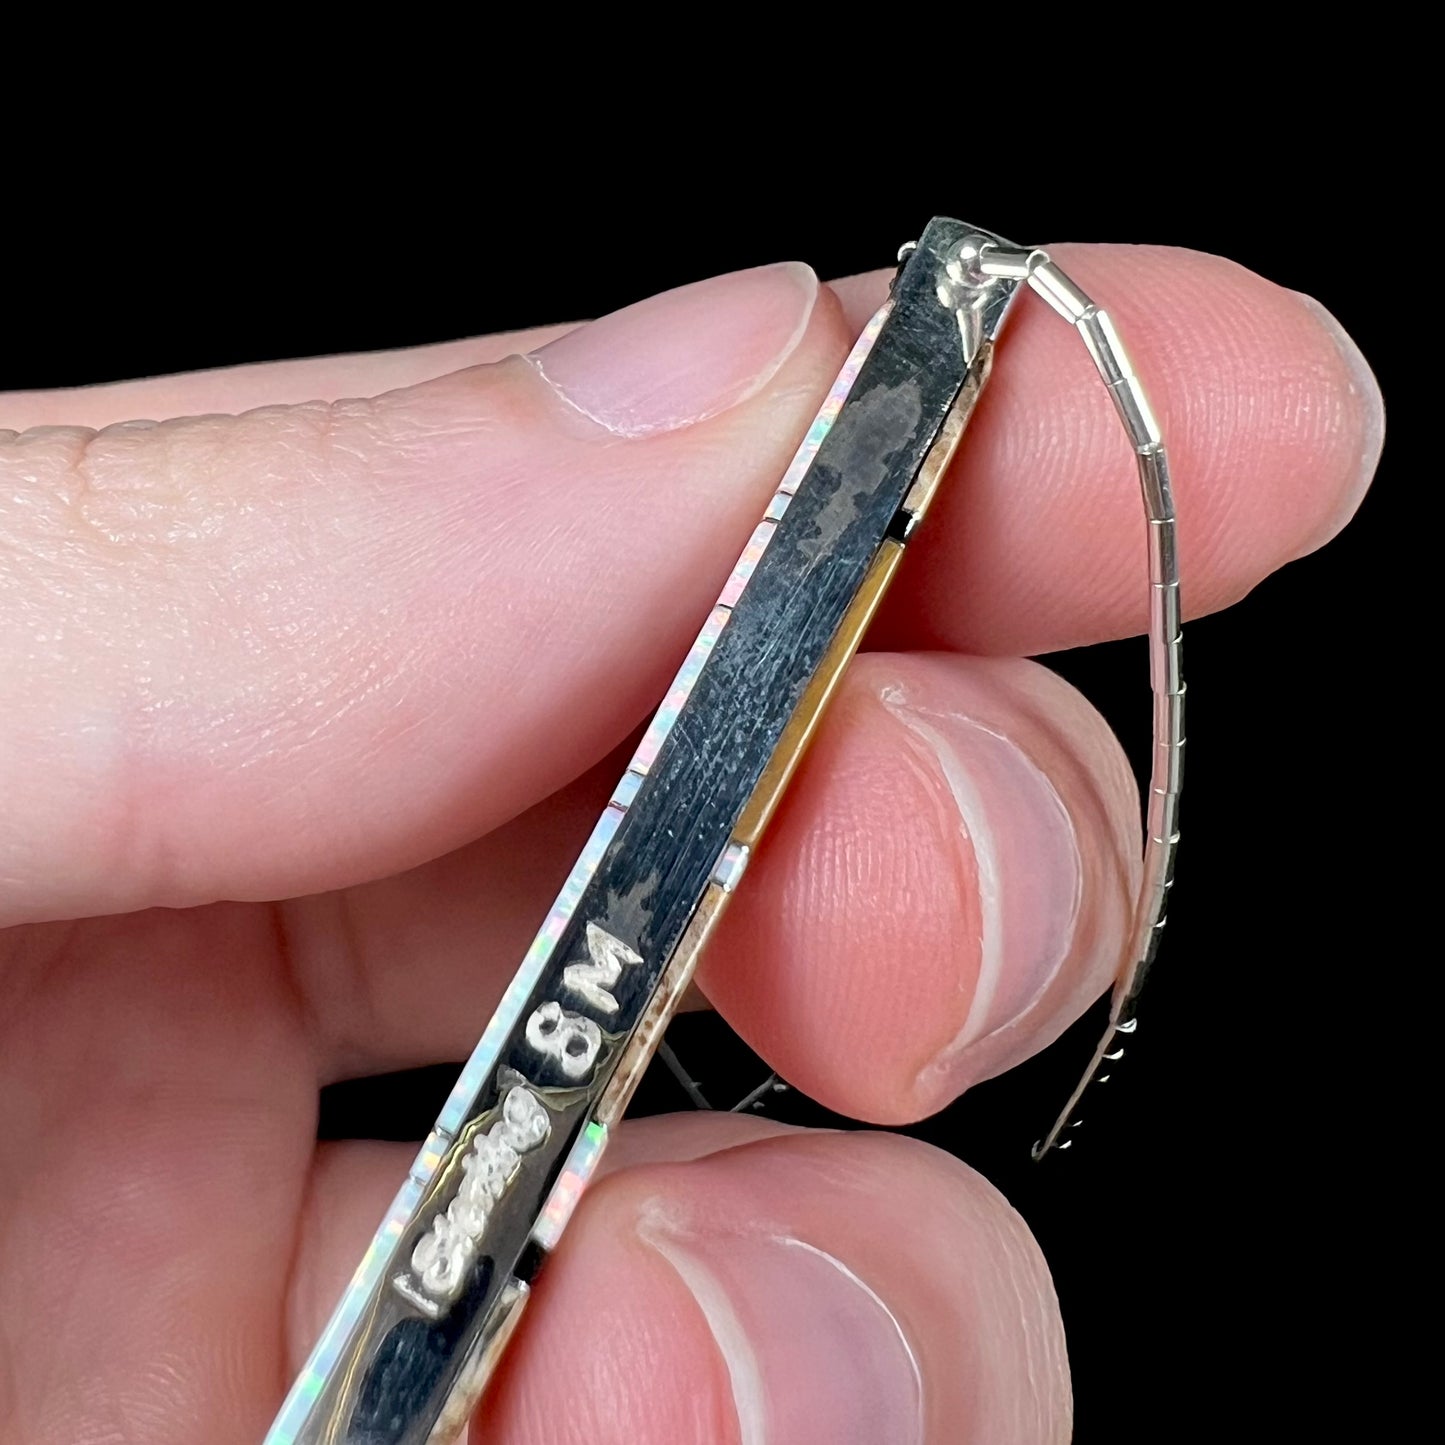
[0,245,1381,1443]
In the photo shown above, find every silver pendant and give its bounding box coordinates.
[264,217,1183,1445]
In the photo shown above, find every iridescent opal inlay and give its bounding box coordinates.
[532,1119,610,1250]
[712,841,750,892]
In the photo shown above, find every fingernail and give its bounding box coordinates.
[881,687,1083,1103]
[1293,291,1385,540]
[529,262,818,437]
[642,1213,924,1445]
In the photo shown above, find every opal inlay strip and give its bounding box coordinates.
[765,491,791,522]
[409,1129,451,1185]
[531,1119,610,1251]
[632,605,732,773]
[609,768,645,810]
[712,841,750,893]
[719,520,776,607]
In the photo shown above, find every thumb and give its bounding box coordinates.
[0,263,844,924]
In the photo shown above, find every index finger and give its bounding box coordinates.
[0,246,1381,924]
[2,245,1380,653]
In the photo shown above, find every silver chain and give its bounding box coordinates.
[967,242,1183,1157]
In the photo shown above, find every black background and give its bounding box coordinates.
[2,133,1397,1443]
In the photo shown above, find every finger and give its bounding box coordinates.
[288,652,1135,1123]
[0,263,846,924]
[855,243,1384,654]
[702,651,1137,1120]
[0,323,577,431]
[1,248,1379,928]
[4,243,1380,611]
[291,1118,1069,1445]
[0,904,315,1445]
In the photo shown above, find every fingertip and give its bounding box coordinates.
[1042,241,1382,623]
[1286,288,1385,554]
[526,261,822,438]
[585,1128,1070,1445]
[486,1165,742,1444]
[704,652,1138,1124]
[879,240,1384,655]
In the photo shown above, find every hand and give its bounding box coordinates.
[0,248,1380,1443]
